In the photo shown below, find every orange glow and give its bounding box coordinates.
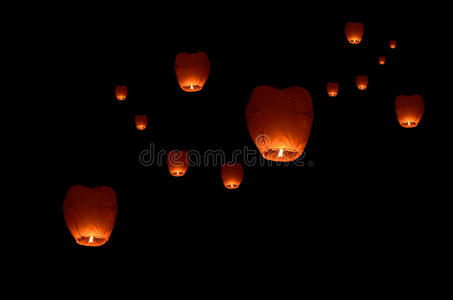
[63,185,118,247]
[378,56,386,65]
[395,94,424,128]
[135,115,148,131]
[246,85,314,162]
[326,82,339,97]
[389,40,397,49]
[345,22,364,44]
[175,52,210,92]
[356,75,368,90]
[115,85,128,101]
[221,163,244,189]
[167,150,189,177]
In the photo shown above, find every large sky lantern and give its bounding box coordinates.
[175,52,210,92]
[167,150,189,177]
[345,22,364,44]
[326,82,339,97]
[378,56,386,65]
[356,75,369,90]
[246,85,314,162]
[115,85,128,101]
[221,163,244,189]
[395,94,424,128]
[135,115,148,131]
[63,185,118,247]
[389,40,397,49]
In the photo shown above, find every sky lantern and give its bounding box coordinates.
[378,56,386,65]
[175,52,210,92]
[167,150,189,177]
[221,163,244,189]
[115,85,128,101]
[389,40,397,49]
[345,22,364,44]
[63,185,118,247]
[356,75,368,90]
[246,85,314,162]
[395,94,424,128]
[326,82,339,97]
[135,115,148,131]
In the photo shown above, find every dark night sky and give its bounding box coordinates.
[35,8,441,280]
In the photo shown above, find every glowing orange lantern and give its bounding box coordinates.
[135,115,148,131]
[115,85,128,101]
[167,150,189,177]
[246,85,314,162]
[378,56,386,65]
[221,163,244,189]
[356,75,368,90]
[175,52,210,92]
[395,94,424,128]
[389,40,397,49]
[63,185,118,247]
[326,82,339,97]
[345,22,364,44]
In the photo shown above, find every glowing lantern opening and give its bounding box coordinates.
[326,82,339,97]
[175,52,210,92]
[135,115,148,131]
[389,40,397,49]
[345,22,364,44]
[115,85,128,101]
[221,163,244,190]
[378,56,386,65]
[395,94,424,128]
[167,150,189,177]
[246,85,314,162]
[63,185,118,247]
[356,75,368,90]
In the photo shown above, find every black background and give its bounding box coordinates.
[39,8,441,284]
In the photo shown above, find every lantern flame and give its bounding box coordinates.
[278,148,284,158]
[89,235,94,243]
[190,84,194,90]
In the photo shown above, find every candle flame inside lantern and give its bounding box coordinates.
[278,148,284,158]
[190,84,194,90]
[89,235,94,243]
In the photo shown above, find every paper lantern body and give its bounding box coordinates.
[356,75,368,90]
[246,86,314,162]
[326,82,339,97]
[379,56,386,65]
[345,22,364,44]
[115,85,128,101]
[135,115,148,131]
[395,95,424,128]
[63,185,117,247]
[221,163,244,189]
[175,52,210,92]
[167,150,189,177]
[389,40,397,49]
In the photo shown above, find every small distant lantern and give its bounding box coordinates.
[378,56,386,65]
[115,85,128,101]
[221,163,244,189]
[246,85,314,162]
[63,185,118,247]
[135,115,148,131]
[326,82,339,97]
[389,40,397,49]
[395,94,424,128]
[345,22,364,44]
[175,52,210,92]
[356,75,368,90]
[167,150,189,177]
